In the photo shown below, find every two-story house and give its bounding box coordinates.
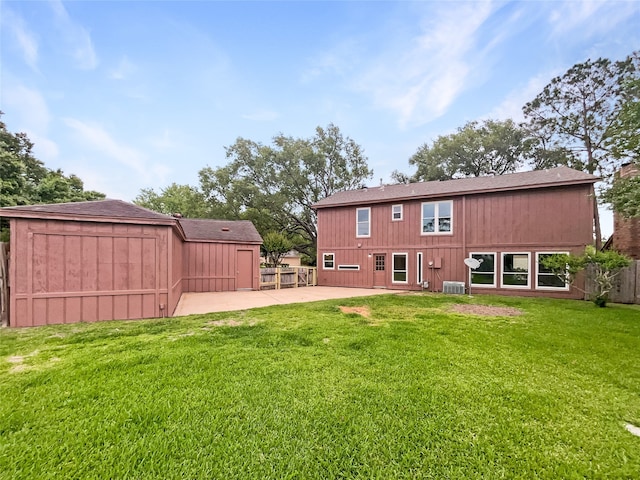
[313,167,598,299]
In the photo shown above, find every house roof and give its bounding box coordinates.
[178,218,262,244]
[313,166,598,209]
[0,199,263,244]
[0,199,176,224]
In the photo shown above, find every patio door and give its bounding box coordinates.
[373,254,386,288]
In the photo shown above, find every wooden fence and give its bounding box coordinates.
[0,243,8,327]
[585,260,640,304]
[260,266,317,290]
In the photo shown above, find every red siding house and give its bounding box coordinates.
[0,200,262,327]
[313,167,597,299]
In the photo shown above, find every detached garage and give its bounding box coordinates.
[0,200,262,327]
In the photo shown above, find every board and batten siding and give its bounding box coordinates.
[182,242,261,293]
[9,218,171,327]
[317,184,594,298]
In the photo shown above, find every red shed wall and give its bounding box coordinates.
[182,242,260,293]
[317,184,594,298]
[9,218,171,327]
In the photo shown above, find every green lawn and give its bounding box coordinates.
[1,294,639,479]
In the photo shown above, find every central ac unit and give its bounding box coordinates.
[442,281,465,294]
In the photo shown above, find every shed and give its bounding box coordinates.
[0,200,262,327]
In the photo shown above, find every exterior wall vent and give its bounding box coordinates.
[443,281,465,294]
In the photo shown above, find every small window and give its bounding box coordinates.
[356,207,370,237]
[502,253,530,288]
[392,204,403,221]
[421,201,452,234]
[469,253,496,288]
[392,253,408,283]
[536,252,570,290]
[375,255,385,271]
[338,265,360,271]
[417,252,423,284]
[322,253,335,270]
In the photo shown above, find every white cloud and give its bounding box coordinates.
[63,118,168,184]
[548,0,640,39]
[1,83,59,160]
[1,8,39,71]
[484,71,559,123]
[351,2,501,128]
[109,56,136,80]
[49,0,98,70]
[241,110,280,122]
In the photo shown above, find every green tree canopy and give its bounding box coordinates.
[397,119,534,182]
[134,183,217,218]
[522,53,638,178]
[261,231,293,267]
[198,124,373,257]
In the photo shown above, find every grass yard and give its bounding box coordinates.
[1,294,639,479]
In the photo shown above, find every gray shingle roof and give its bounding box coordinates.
[0,200,263,244]
[313,166,598,208]
[179,219,262,243]
[0,199,174,221]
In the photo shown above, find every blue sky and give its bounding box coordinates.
[1,1,639,235]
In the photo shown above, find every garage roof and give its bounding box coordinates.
[179,219,262,244]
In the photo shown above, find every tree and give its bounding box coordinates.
[1,113,105,240]
[198,124,373,258]
[523,54,637,178]
[541,246,632,307]
[134,183,216,218]
[261,232,293,267]
[403,119,533,182]
[601,174,640,218]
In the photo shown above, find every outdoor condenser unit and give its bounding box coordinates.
[442,281,465,294]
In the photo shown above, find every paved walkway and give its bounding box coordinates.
[173,286,400,316]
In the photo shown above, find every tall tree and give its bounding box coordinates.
[198,124,373,257]
[403,119,533,182]
[523,54,637,177]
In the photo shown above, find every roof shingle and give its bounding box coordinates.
[178,218,262,243]
[313,166,598,208]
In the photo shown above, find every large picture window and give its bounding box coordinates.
[322,253,335,270]
[501,253,530,288]
[469,253,496,287]
[356,207,370,237]
[421,201,452,234]
[392,253,408,283]
[536,252,570,290]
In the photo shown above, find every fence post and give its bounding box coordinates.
[0,243,8,327]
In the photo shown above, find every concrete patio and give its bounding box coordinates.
[173,286,401,316]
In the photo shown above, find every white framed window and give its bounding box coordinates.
[392,253,408,283]
[417,252,423,285]
[501,252,530,289]
[338,265,360,271]
[356,207,371,237]
[469,252,496,288]
[392,204,403,221]
[536,252,570,291]
[322,253,335,270]
[421,201,452,234]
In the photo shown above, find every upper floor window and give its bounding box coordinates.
[421,201,452,234]
[392,204,403,221]
[356,207,371,237]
